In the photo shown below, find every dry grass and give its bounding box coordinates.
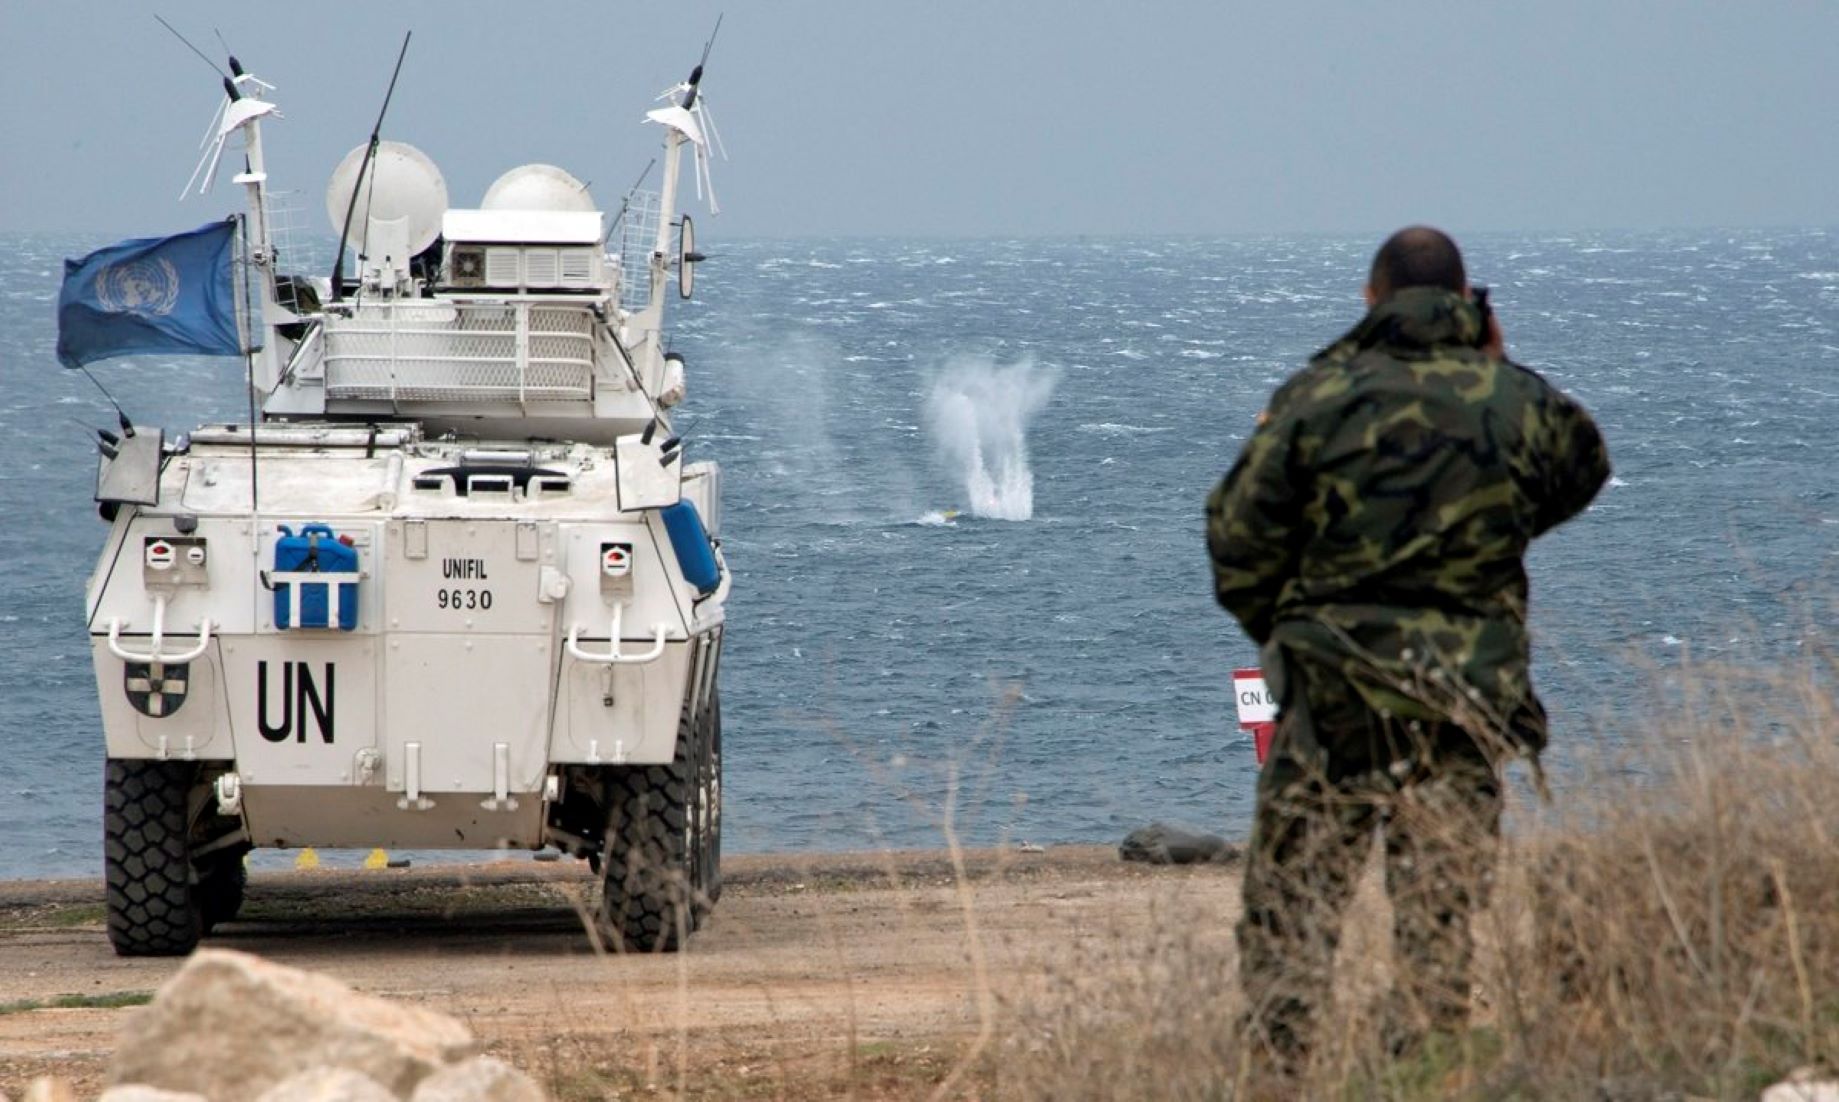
[998,653,1839,1101]
[472,654,1839,1100]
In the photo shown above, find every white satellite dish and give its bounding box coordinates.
[482,164,597,213]
[324,141,449,257]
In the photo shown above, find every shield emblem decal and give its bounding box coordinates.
[124,661,189,718]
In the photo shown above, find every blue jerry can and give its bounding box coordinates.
[660,501,721,595]
[272,524,360,630]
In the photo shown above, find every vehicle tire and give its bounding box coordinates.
[701,690,723,908]
[104,759,202,957]
[197,849,248,932]
[596,720,698,953]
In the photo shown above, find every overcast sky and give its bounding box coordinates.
[2,1,1833,239]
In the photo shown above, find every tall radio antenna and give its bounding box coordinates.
[329,32,413,302]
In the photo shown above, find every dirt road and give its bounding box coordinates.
[0,847,1242,1098]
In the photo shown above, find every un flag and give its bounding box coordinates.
[56,219,244,369]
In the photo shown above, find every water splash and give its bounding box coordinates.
[925,356,1057,521]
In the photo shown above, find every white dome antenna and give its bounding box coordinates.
[324,140,448,292]
[483,164,598,213]
[324,141,449,255]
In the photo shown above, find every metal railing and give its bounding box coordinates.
[614,189,660,315]
[323,300,596,403]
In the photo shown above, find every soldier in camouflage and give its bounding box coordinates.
[1208,226,1609,1067]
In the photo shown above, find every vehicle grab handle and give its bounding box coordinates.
[106,593,215,664]
[565,601,673,665]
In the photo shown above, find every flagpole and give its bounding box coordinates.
[234,214,261,561]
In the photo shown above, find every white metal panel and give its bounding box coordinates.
[383,633,552,795]
[559,248,595,287]
[553,642,691,765]
[92,640,231,760]
[238,786,544,849]
[443,208,603,244]
[557,523,689,641]
[381,519,555,634]
[485,247,521,286]
[218,634,379,787]
[88,514,263,638]
[522,248,559,286]
[178,455,402,517]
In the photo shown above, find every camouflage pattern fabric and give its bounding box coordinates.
[1209,286,1608,1064]
[1236,673,1503,1064]
[1207,286,1610,756]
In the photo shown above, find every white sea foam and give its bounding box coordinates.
[1079,422,1167,437]
[925,355,1057,521]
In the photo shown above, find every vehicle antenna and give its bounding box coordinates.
[76,365,135,437]
[682,14,723,110]
[606,158,657,246]
[153,14,229,79]
[330,31,413,303]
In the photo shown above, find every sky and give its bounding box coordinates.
[1,0,1834,239]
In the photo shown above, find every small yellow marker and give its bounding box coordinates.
[363,848,389,870]
[294,848,320,871]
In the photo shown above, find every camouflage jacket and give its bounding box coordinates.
[1207,287,1610,752]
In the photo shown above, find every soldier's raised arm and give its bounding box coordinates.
[1207,410,1304,646]
[1527,386,1611,538]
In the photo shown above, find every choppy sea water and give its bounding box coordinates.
[0,230,1834,879]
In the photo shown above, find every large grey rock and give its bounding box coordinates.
[1119,822,1239,865]
[252,1067,399,1102]
[97,1089,209,1102]
[409,1057,546,1102]
[109,948,475,1102]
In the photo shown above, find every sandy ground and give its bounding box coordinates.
[0,846,1245,1099]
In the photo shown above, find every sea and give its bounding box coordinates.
[1,230,1834,879]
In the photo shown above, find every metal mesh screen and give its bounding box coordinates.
[615,189,660,315]
[323,302,596,402]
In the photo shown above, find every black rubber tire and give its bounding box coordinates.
[197,850,248,932]
[597,720,698,952]
[104,759,202,957]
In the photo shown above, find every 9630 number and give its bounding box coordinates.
[437,588,493,611]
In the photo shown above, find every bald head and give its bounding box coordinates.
[1367,226,1466,302]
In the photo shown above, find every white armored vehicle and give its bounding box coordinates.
[79,50,728,955]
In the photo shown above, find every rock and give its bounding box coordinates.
[1761,1074,1839,1102]
[1119,822,1239,865]
[97,1088,210,1102]
[252,1067,399,1102]
[410,1057,546,1102]
[109,948,475,1102]
[21,1080,76,1102]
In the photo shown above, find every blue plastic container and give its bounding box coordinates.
[660,501,721,595]
[272,524,360,630]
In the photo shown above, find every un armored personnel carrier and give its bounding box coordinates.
[81,52,728,955]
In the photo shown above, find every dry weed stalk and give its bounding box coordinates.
[1002,654,1838,1100]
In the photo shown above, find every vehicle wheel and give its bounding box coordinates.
[197,849,249,932]
[104,759,202,957]
[596,720,698,952]
[701,690,723,908]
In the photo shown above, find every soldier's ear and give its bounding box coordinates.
[1363,284,1378,307]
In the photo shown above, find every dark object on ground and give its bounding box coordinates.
[1119,823,1240,865]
